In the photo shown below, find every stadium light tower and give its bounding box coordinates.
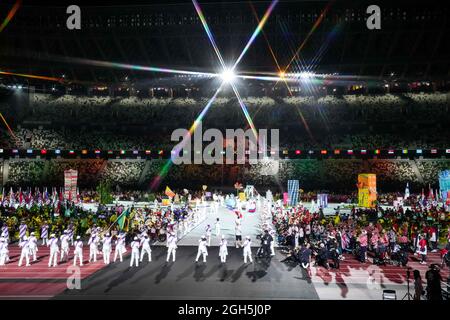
[220,68,236,84]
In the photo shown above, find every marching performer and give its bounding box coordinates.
[130,237,140,267]
[1,225,9,243]
[235,223,243,248]
[140,234,152,262]
[113,232,127,262]
[269,228,276,256]
[102,233,112,265]
[19,221,27,241]
[67,223,75,246]
[205,224,212,246]
[166,232,177,262]
[28,232,38,262]
[73,236,83,266]
[47,234,59,267]
[88,233,100,263]
[243,236,253,264]
[219,235,228,263]
[40,222,49,245]
[215,218,221,237]
[0,236,9,265]
[18,236,31,267]
[60,230,70,262]
[195,235,208,263]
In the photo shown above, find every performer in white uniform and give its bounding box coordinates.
[114,232,127,262]
[18,236,31,267]
[130,237,140,267]
[0,236,9,265]
[102,233,112,265]
[195,236,208,263]
[28,232,38,262]
[219,235,228,263]
[205,224,212,246]
[1,225,9,243]
[60,230,70,262]
[140,235,152,262]
[73,236,84,266]
[215,218,221,237]
[166,232,177,262]
[88,233,99,262]
[243,236,253,264]
[269,229,276,256]
[47,234,59,267]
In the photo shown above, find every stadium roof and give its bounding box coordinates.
[0,0,448,85]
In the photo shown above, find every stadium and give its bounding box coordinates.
[0,0,449,303]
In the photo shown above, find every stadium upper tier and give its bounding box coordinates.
[0,92,449,150]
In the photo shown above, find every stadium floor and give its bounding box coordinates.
[1,244,447,300]
[53,246,320,300]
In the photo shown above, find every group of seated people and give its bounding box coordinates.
[273,201,450,271]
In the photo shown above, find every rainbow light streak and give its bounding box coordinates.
[230,82,258,139]
[0,112,17,140]
[0,70,62,82]
[192,0,226,69]
[150,85,224,190]
[66,56,217,78]
[285,0,334,71]
[232,0,279,70]
[0,0,21,33]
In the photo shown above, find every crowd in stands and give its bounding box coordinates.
[2,158,450,192]
[1,92,449,151]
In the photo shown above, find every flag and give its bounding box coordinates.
[428,184,434,200]
[9,187,15,208]
[405,183,410,199]
[117,208,130,230]
[165,186,175,198]
[287,180,299,206]
[44,188,51,206]
[0,188,4,207]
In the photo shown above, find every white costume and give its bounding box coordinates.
[0,237,9,265]
[102,234,112,265]
[243,237,253,263]
[60,232,70,262]
[18,237,31,267]
[269,229,276,256]
[130,237,140,267]
[166,233,177,262]
[73,237,84,266]
[219,237,228,263]
[140,236,152,262]
[195,237,208,263]
[205,225,212,246]
[215,219,221,237]
[114,233,127,262]
[88,234,99,262]
[28,233,38,261]
[47,235,59,267]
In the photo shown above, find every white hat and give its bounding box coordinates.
[246,236,251,240]
[134,236,138,240]
[50,234,55,238]
[105,233,110,237]
[23,236,28,241]
[76,235,81,240]
[30,232,35,236]
[63,230,68,234]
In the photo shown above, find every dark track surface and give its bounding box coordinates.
[54,246,319,300]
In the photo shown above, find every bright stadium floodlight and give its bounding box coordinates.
[220,68,236,84]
